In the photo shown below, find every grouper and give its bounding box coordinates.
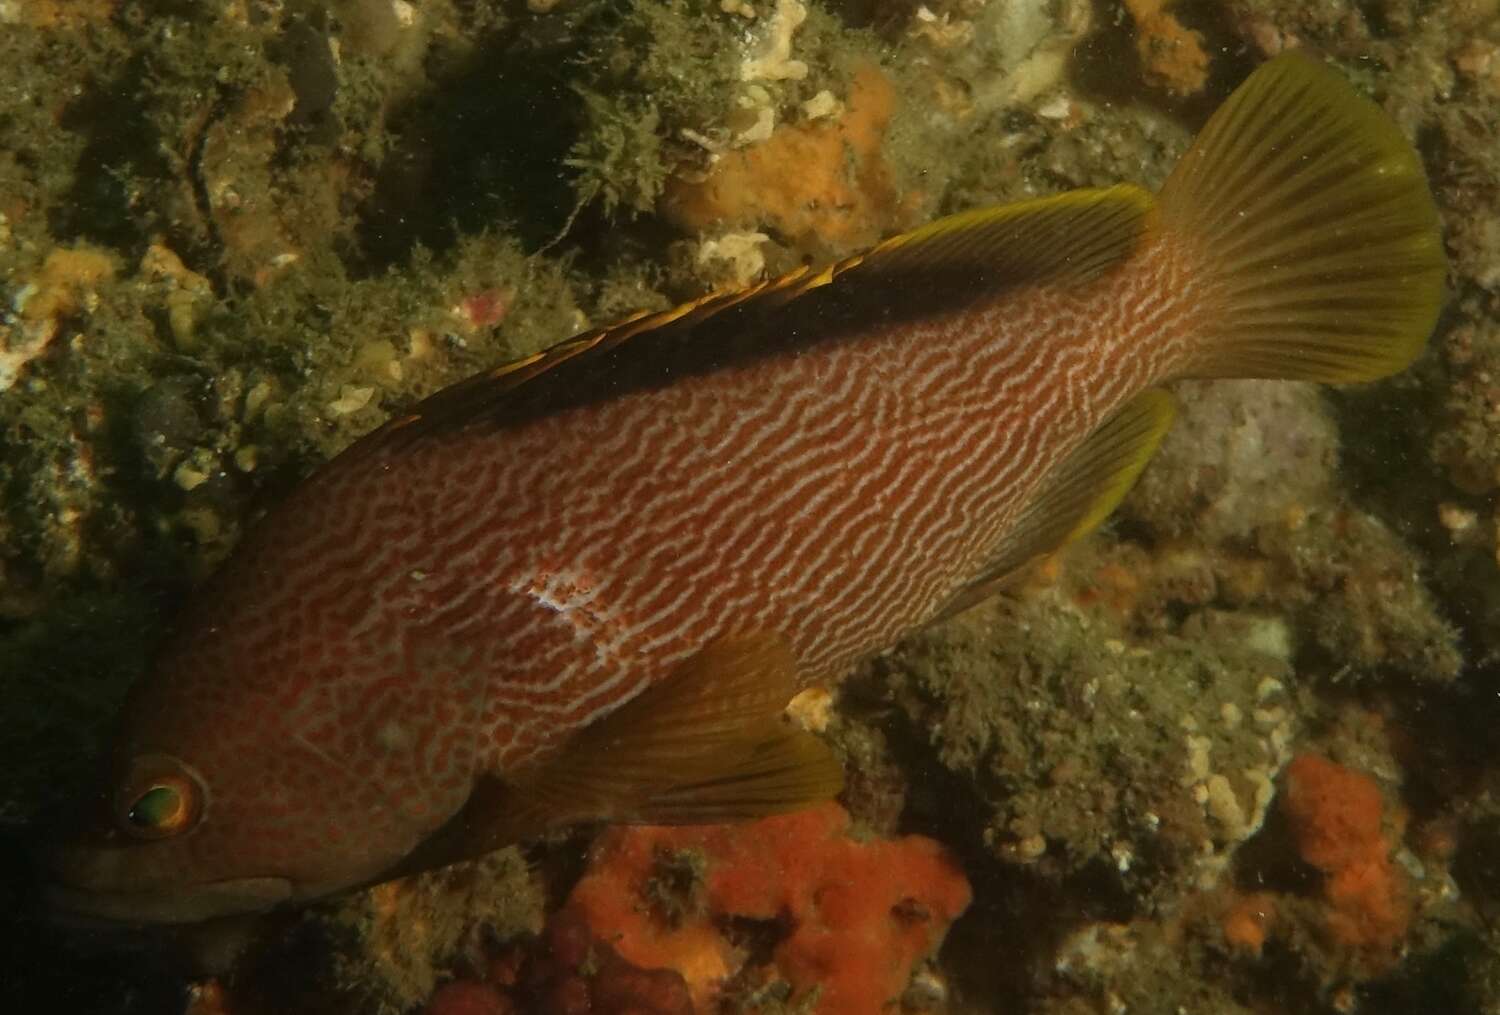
[46,53,1444,924]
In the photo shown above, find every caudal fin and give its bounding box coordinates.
[1159,52,1445,382]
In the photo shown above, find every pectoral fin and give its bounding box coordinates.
[396,634,844,873]
[514,632,844,827]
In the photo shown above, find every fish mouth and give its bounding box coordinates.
[43,876,294,927]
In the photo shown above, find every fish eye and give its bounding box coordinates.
[114,755,205,840]
[126,783,189,833]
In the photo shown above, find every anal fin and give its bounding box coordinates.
[929,389,1176,624]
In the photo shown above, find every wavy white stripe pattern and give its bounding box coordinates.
[214,233,1207,793]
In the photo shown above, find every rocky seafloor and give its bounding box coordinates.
[3,0,1500,1012]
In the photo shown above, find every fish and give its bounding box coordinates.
[45,52,1443,925]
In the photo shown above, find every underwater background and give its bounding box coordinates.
[2,0,1500,1012]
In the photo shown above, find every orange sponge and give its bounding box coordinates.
[1282,753,1408,957]
[661,67,910,256]
[560,801,971,1014]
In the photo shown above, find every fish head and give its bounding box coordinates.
[44,746,298,926]
[43,564,482,925]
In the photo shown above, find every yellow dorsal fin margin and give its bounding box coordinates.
[847,183,1153,288]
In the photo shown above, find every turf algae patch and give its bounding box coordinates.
[1124,381,1462,687]
[858,590,1297,900]
[326,848,545,1015]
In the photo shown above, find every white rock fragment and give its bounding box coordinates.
[329,385,376,415]
[11,280,38,315]
[680,127,727,154]
[698,231,771,287]
[734,86,778,146]
[410,329,441,366]
[970,0,1092,113]
[1183,733,1212,785]
[801,89,842,120]
[1036,93,1074,121]
[1243,615,1292,660]
[0,317,57,392]
[1205,774,1246,836]
[174,461,210,491]
[741,0,808,81]
[909,4,974,48]
[1054,922,1134,977]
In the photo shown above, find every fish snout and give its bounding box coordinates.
[35,802,294,926]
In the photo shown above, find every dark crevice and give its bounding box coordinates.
[351,33,590,274]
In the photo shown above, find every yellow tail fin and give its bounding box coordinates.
[1159,52,1445,382]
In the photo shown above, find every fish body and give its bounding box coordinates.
[240,205,1194,771]
[47,54,1444,924]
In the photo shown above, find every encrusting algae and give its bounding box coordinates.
[6,1,1498,1011]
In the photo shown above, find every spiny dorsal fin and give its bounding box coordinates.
[365,187,1155,448]
[929,389,1177,624]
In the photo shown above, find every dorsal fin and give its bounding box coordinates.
[358,186,1155,452]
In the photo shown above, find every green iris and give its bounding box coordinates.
[127,784,184,831]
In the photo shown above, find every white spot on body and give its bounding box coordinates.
[376,721,410,753]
